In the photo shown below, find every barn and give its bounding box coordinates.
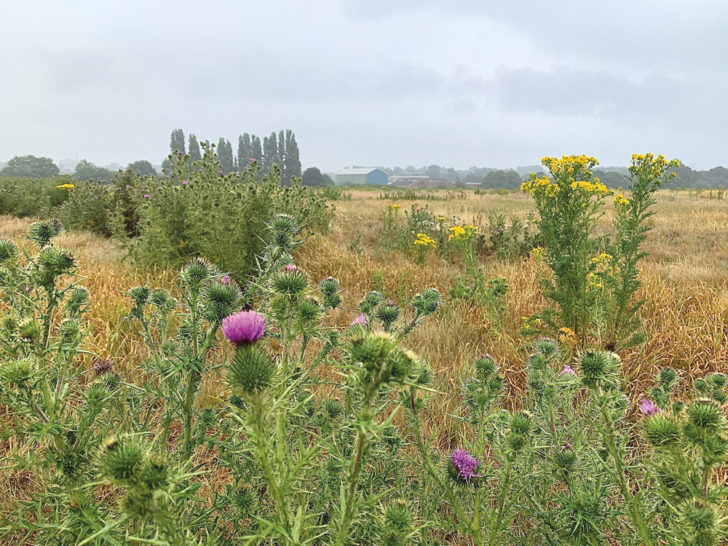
[334,167,388,186]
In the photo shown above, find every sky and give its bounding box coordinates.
[1,0,727,171]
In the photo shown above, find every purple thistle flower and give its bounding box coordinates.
[451,449,481,483]
[222,310,265,346]
[562,365,576,374]
[351,313,367,326]
[220,274,232,286]
[285,263,298,272]
[250,158,256,162]
[182,180,189,186]
[143,194,150,199]
[639,397,660,416]
[125,184,131,189]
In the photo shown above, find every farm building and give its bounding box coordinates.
[334,167,388,186]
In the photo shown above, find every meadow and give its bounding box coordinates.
[1,154,728,544]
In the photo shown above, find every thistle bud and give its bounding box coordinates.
[687,400,724,430]
[411,288,441,316]
[2,358,33,386]
[324,399,343,419]
[510,412,532,436]
[149,288,174,309]
[299,297,322,322]
[359,291,383,314]
[579,351,614,388]
[65,287,89,316]
[28,219,63,247]
[228,344,276,394]
[100,437,143,483]
[319,277,342,309]
[268,213,299,251]
[553,448,577,473]
[139,453,169,489]
[475,355,497,378]
[0,240,17,262]
[93,358,114,376]
[203,281,241,322]
[533,337,559,358]
[644,414,681,447]
[19,320,41,341]
[272,269,307,296]
[375,300,400,327]
[128,286,150,307]
[181,258,216,288]
[659,367,677,388]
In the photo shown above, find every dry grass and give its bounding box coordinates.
[1,187,727,537]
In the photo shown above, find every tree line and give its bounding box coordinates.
[167,128,302,185]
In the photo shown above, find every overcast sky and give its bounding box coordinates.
[1,1,726,171]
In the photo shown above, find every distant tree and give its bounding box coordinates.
[238,133,253,171]
[263,133,278,174]
[283,130,302,184]
[251,136,262,164]
[188,134,201,162]
[446,167,458,181]
[161,157,172,174]
[0,155,60,178]
[170,129,185,154]
[216,138,235,174]
[593,169,627,189]
[301,166,332,187]
[278,130,286,165]
[127,160,157,177]
[481,169,522,189]
[426,164,442,180]
[74,160,114,180]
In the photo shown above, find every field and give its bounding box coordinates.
[2,166,728,544]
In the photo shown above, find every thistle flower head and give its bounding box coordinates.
[181,258,218,288]
[449,449,481,483]
[268,213,299,251]
[639,397,660,416]
[299,297,322,322]
[128,286,150,306]
[687,400,724,430]
[375,300,400,325]
[65,287,89,316]
[533,337,559,358]
[2,358,33,386]
[644,414,681,446]
[139,453,169,489]
[562,365,576,374]
[351,313,367,326]
[222,311,265,346]
[411,288,441,316]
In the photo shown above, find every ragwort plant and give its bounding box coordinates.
[523,153,679,349]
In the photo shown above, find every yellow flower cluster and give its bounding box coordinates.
[570,179,608,195]
[437,216,446,222]
[590,253,612,265]
[558,326,578,348]
[448,224,477,241]
[530,246,545,260]
[542,155,599,179]
[391,204,401,210]
[587,272,603,289]
[56,184,75,190]
[630,153,680,180]
[521,175,559,197]
[613,193,630,206]
[414,233,436,248]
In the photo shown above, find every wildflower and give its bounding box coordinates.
[437,216,446,222]
[351,313,367,326]
[614,193,629,206]
[182,180,189,186]
[56,183,75,190]
[562,365,575,374]
[285,263,298,272]
[220,274,232,286]
[125,184,131,189]
[143,194,150,199]
[450,449,481,483]
[391,204,400,210]
[414,233,436,248]
[558,327,577,348]
[222,311,266,346]
[638,397,660,416]
[530,246,545,260]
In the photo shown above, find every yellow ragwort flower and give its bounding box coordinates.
[56,184,75,190]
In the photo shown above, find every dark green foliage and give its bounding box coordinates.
[0,155,60,177]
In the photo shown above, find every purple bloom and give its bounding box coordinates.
[220,274,232,286]
[182,180,189,186]
[285,263,298,273]
[143,194,150,199]
[125,184,131,189]
[250,158,256,162]
[218,169,223,174]
[222,310,265,346]
[451,449,481,483]
[562,365,575,374]
[639,398,660,416]
[351,313,367,326]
